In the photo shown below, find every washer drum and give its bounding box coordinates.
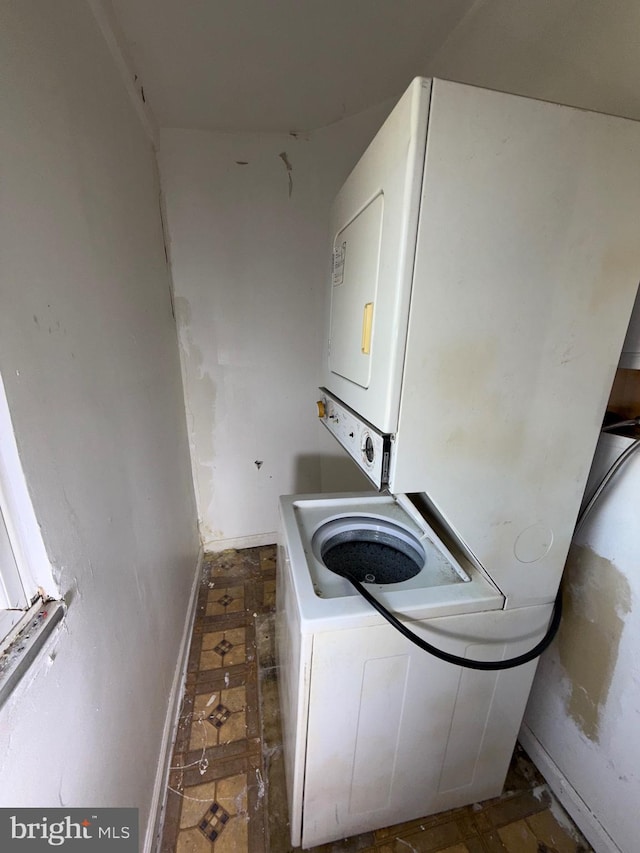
[311,516,425,584]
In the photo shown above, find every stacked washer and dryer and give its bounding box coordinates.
[276,78,640,848]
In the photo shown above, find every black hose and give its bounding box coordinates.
[345,576,563,671]
[342,423,640,669]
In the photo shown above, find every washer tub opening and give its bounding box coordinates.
[313,517,425,585]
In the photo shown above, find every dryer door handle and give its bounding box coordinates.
[361,302,374,355]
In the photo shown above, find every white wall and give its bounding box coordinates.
[0,0,199,844]
[159,112,380,549]
[424,3,640,850]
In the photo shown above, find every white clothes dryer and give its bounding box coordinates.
[277,492,553,849]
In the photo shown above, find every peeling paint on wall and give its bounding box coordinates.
[558,543,631,741]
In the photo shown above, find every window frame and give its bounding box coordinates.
[0,371,59,647]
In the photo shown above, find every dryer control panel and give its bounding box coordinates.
[317,389,391,489]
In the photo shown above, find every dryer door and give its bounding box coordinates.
[322,78,431,434]
[328,193,383,391]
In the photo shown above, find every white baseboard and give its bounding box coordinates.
[518,724,621,853]
[204,531,276,552]
[144,547,204,853]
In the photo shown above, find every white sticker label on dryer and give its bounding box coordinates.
[332,241,346,285]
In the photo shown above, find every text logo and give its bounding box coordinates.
[0,809,137,851]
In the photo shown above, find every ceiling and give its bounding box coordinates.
[108,0,475,132]
[109,0,640,133]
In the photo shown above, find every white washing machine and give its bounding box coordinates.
[276,492,553,848]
